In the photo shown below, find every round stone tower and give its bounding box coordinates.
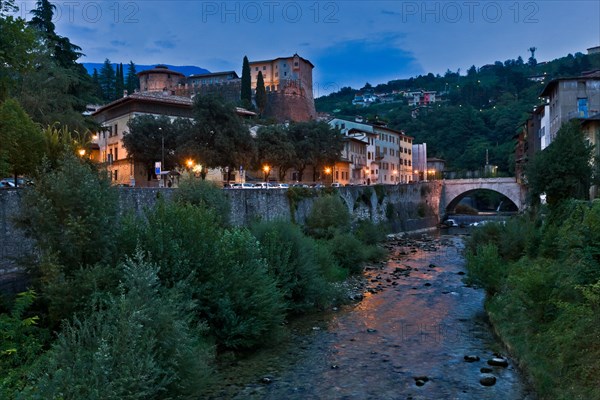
[137,65,185,93]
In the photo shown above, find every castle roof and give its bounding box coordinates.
[249,54,314,68]
[137,65,185,77]
[188,71,239,79]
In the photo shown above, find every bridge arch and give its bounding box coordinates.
[441,178,526,215]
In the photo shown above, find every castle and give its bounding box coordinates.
[137,54,316,122]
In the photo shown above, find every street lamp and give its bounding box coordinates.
[78,149,86,157]
[263,165,270,182]
[324,167,332,185]
[186,159,194,170]
[159,127,165,188]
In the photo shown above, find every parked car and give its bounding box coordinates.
[277,183,290,189]
[253,182,268,189]
[231,183,255,189]
[331,182,342,188]
[1,177,31,187]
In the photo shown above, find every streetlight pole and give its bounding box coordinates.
[159,127,164,188]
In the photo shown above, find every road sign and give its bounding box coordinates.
[155,162,161,175]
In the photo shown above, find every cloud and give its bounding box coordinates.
[310,33,422,92]
[154,40,176,49]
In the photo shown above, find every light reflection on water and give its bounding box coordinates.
[209,234,535,400]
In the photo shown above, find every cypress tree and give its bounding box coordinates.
[99,59,115,102]
[255,71,267,115]
[115,62,124,98]
[241,56,252,108]
[125,61,138,94]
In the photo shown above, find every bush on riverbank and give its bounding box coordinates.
[465,200,600,399]
[1,163,389,398]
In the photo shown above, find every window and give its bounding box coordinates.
[294,62,299,66]
[255,67,258,71]
[113,170,118,181]
[263,66,266,70]
[114,124,118,136]
[578,98,589,118]
[114,147,119,161]
[284,72,287,76]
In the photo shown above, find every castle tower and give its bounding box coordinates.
[137,65,185,93]
[249,54,316,121]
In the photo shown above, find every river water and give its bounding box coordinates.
[206,232,536,400]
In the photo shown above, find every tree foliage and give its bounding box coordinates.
[17,153,118,276]
[255,71,267,114]
[123,115,180,179]
[240,55,252,108]
[288,121,344,181]
[0,98,44,180]
[188,95,255,181]
[255,125,296,181]
[23,252,214,399]
[526,120,593,206]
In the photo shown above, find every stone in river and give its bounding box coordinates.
[464,355,480,362]
[487,357,509,367]
[479,374,497,386]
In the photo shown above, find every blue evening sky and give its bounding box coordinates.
[11,1,600,94]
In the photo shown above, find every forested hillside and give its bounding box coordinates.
[316,52,600,174]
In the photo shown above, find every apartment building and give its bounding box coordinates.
[540,70,600,142]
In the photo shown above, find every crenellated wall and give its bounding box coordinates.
[0,182,441,294]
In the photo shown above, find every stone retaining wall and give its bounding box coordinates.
[0,182,441,294]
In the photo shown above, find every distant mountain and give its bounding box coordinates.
[82,63,211,77]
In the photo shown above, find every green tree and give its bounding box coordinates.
[241,55,252,108]
[527,120,594,206]
[187,95,255,182]
[125,61,138,94]
[99,58,116,102]
[23,252,214,399]
[288,121,343,182]
[0,98,44,182]
[255,125,295,181]
[0,8,35,100]
[17,152,118,279]
[255,71,267,114]
[115,62,124,99]
[123,115,179,180]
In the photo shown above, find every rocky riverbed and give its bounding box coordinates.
[205,233,536,399]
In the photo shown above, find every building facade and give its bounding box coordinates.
[540,70,600,141]
[92,66,255,187]
[329,118,413,185]
[249,54,316,121]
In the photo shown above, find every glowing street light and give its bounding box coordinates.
[324,167,332,185]
[78,149,86,157]
[186,159,194,169]
[263,165,270,182]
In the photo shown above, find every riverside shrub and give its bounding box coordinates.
[197,229,286,349]
[251,220,334,313]
[174,176,230,226]
[466,200,600,398]
[22,252,214,399]
[305,195,350,239]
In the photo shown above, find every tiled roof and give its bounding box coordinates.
[92,91,192,116]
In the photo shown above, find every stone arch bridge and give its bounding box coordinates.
[440,178,526,216]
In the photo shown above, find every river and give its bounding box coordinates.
[205,231,536,400]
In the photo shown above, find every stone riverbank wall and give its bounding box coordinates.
[0,182,441,294]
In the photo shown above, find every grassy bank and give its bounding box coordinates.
[465,200,600,399]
